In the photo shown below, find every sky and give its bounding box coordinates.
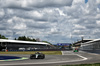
[85,0,88,3]
[0,0,100,44]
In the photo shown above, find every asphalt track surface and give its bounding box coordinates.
[0,51,100,66]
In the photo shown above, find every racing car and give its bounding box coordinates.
[30,52,45,59]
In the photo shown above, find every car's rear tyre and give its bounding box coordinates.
[41,54,45,59]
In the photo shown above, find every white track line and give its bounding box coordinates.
[61,51,64,55]
[75,54,87,60]
[61,51,88,61]
[0,57,28,61]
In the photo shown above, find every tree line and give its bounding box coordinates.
[0,34,52,45]
[14,36,37,42]
[0,34,8,39]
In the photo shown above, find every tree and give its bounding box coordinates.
[0,34,8,39]
[14,38,16,40]
[32,38,36,42]
[16,36,36,42]
[42,41,52,45]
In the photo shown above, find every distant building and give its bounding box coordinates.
[73,39,100,51]
[36,38,41,42]
[57,43,71,46]
[73,39,92,47]
[56,43,72,49]
[0,39,52,51]
[80,39,100,50]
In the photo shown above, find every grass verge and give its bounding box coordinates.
[62,63,100,66]
[0,51,62,55]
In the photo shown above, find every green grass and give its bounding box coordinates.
[0,51,62,55]
[62,63,100,66]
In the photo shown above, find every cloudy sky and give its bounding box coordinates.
[0,0,100,44]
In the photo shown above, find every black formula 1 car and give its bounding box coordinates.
[30,52,45,59]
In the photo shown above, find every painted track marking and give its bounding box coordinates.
[0,57,28,61]
[62,51,88,60]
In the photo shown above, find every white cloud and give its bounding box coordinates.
[96,0,100,4]
[55,8,66,16]
[0,9,5,18]
[7,19,13,24]
[74,24,86,29]
[96,20,100,25]
[32,11,43,18]
[96,14,100,19]
[28,11,45,21]
[13,23,26,30]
